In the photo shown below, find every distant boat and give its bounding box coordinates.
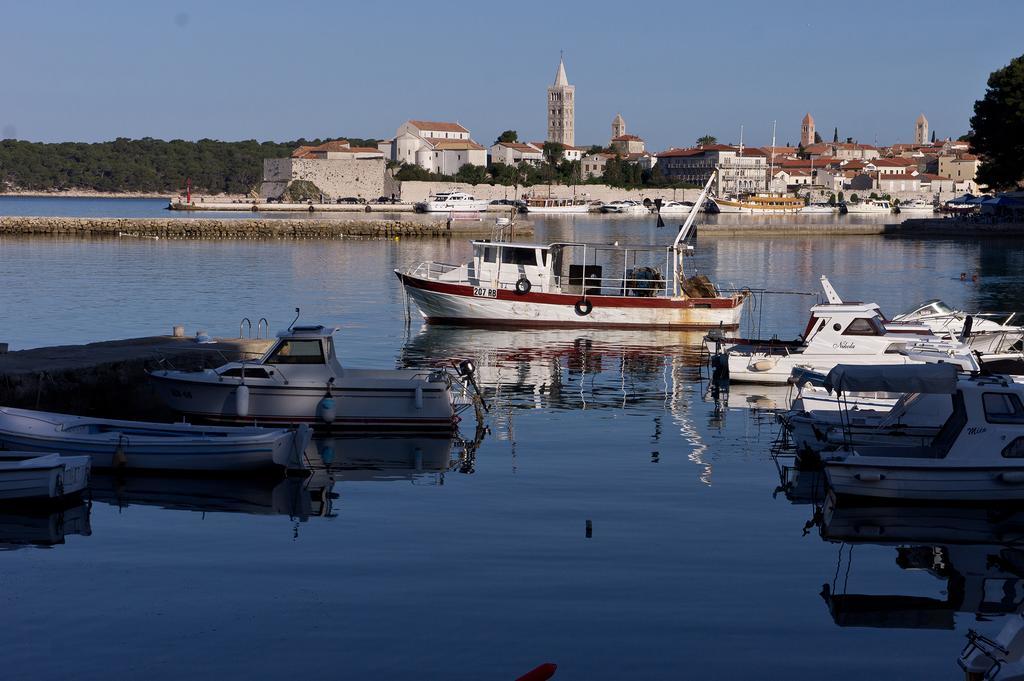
[896,199,935,213]
[798,203,837,214]
[0,452,90,501]
[844,199,893,214]
[601,200,649,214]
[710,195,804,214]
[656,200,694,216]
[414,192,490,213]
[524,197,591,214]
[0,407,311,472]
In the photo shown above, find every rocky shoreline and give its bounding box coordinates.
[0,215,528,239]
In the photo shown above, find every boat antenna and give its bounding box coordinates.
[289,307,301,330]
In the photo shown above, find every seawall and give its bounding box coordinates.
[0,216,531,239]
[883,217,1024,236]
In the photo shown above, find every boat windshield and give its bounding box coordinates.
[267,339,325,365]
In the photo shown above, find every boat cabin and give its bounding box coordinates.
[218,325,342,380]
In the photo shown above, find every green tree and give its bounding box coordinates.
[969,53,1024,190]
[833,127,839,143]
[827,193,836,206]
[455,164,487,185]
[813,132,823,144]
[496,130,518,144]
[697,135,717,147]
[542,141,566,166]
[850,193,860,203]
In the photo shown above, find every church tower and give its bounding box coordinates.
[800,113,815,147]
[612,113,625,139]
[915,113,929,145]
[547,55,575,146]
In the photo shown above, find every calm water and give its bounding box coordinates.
[2,198,1024,680]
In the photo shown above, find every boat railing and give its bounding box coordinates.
[411,261,462,280]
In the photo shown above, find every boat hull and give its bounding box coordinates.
[525,205,591,214]
[150,373,456,431]
[0,455,90,501]
[825,460,1024,501]
[398,272,745,329]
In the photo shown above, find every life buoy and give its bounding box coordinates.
[574,299,593,316]
[515,277,532,295]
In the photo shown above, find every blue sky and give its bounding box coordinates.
[1,0,1021,151]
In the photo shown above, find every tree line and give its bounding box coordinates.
[0,137,378,194]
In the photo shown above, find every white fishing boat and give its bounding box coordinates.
[656,200,694,215]
[844,198,892,214]
[823,373,1024,501]
[0,452,90,501]
[961,615,1024,680]
[414,191,489,213]
[798,203,837,214]
[396,173,749,329]
[708,276,979,385]
[896,199,935,213]
[893,299,1024,354]
[151,324,477,431]
[0,407,311,471]
[601,200,649,214]
[524,197,591,214]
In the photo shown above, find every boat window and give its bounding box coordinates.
[843,317,883,336]
[267,339,325,365]
[932,302,953,314]
[219,367,271,379]
[1002,437,1024,458]
[884,342,907,353]
[481,247,497,263]
[500,247,538,266]
[983,392,1024,424]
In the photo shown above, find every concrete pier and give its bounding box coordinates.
[0,216,532,239]
[0,336,273,421]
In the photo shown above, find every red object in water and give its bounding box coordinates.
[515,663,557,681]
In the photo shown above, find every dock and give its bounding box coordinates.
[0,216,533,240]
[0,335,273,421]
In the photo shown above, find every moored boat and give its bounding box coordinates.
[395,172,749,329]
[414,191,489,213]
[524,197,592,214]
[0,407,311,471]
[656,200,694,215]
[798,203,837,214]
[892,299,1023,354]
[843,198,892,214]
[601,200,649,214]
[150,324,476,431]
[0,452,90,501]
[710,195,804,214]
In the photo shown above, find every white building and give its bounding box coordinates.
[489,142,544,166]
[378,120,487,174]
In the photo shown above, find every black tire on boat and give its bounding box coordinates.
[574,299,593,316]
[515,277,532,295]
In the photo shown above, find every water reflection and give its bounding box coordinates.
[0,501,91,550]
[313,434,472,480]
[818,501,1024,629]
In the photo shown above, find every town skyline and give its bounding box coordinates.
[1,0,1022,150]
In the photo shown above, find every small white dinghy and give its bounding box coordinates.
[0,407,312,472]
[0,452,90,501]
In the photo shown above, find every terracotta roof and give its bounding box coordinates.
[958,153,979,161]
[873,158,916,167]
[656,144,739,158]
[291,140,352,157]
[495,142,542,153]
[430,139,485,151]
[919,174,953,181]
[291,145,316,158]
[344,147,383,154]
[612,134,644,142]
[408,120,469,133]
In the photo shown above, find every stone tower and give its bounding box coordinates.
[915,113,929,145]
[547,55,575,147]
[800,112,815,147]
[612,113,625,139]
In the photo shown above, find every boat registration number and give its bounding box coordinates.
[473,287,497,298]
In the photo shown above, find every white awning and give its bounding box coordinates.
[824,363,959,395]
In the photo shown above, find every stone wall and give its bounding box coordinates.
[397,180,702,204]
[260,158,386,201]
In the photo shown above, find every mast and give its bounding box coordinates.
[672,171,716,296]
[769,120,777,194]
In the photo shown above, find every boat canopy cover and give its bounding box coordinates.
[824,363,959,395]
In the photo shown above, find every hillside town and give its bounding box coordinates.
[257,55,984,206]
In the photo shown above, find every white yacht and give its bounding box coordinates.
[524,198,591,214]
[844,199,892,214]
[896,199,935,213]
[823,372,1024,501]
[892,299,1023,354]
[150,324,478,431]
[656,200,694,216]
[601,200,649,214]
[798,203,837,214]
[415,192,490,213]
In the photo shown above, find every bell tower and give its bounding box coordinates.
[547,54,575,146]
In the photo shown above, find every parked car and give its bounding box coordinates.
[373,196,400,204]
[336,197,366,205]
